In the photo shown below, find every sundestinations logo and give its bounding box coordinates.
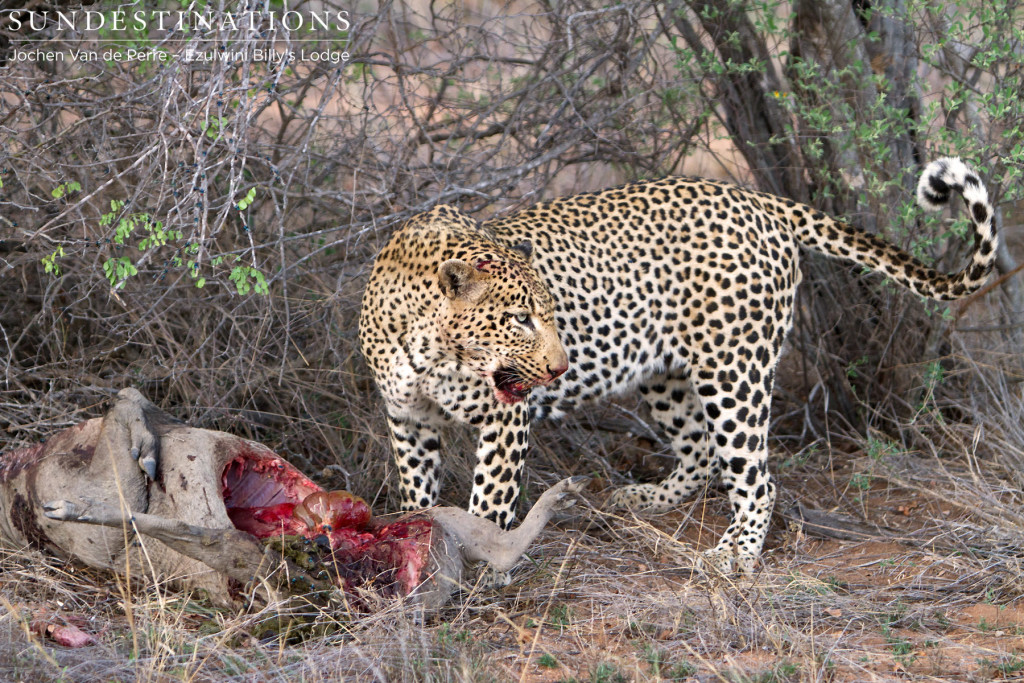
[0,6,351,34]
[1,3,352,65]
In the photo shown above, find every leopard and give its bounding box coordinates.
[358,157,996,573]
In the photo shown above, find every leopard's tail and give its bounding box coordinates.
[793,157,997,301]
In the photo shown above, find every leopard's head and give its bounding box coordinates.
[436,238,568,405]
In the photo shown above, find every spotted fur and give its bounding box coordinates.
[358,158,996,572]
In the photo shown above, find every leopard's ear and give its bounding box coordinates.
[438,259,487,302]
[510,240,533,260]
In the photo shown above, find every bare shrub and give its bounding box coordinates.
[1,2,694,502]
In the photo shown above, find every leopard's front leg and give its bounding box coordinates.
[387,414,444,511]
[468,401,530,531]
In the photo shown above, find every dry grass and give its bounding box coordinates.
[3,344,1024,683]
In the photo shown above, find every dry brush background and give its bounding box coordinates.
[2,0,1024,680]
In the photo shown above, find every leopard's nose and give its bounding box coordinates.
[547,362,568,380]
[544,341,569,383]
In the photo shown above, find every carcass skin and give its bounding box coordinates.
[0,389,584,609]
[0,388,318,601]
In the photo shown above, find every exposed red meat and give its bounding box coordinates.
[220,445,438,600]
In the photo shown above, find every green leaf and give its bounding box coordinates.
[227,265,269,296]
[102,256,138,288]
[41,245,65,276]
[237,186,257,211]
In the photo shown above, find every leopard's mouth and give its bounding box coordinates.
[489,368,561,405]
[492,367,542,405]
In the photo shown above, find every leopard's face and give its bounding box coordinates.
[436,245,568,405]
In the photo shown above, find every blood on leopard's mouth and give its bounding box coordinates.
[493,368,539,404]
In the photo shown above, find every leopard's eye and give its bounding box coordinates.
[509,312,533,329]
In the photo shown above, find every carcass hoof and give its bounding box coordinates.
[42,500,88,522]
